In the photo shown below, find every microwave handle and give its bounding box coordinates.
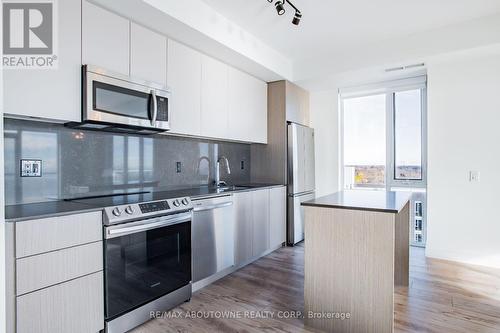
[150,89,158,126]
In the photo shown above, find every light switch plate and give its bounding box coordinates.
[469,171,480,182]
[20,159,42,177]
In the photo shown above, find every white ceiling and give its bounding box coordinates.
[201,0,500,64]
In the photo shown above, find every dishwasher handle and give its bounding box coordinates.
[193,201,233,212]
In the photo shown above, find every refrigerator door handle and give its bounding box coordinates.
[288,190,316,197]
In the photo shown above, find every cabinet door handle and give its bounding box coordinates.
[193,201,233,212]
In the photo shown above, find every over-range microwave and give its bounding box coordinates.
[68,65,171,134]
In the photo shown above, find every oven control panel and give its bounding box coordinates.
[139,200,170,213]
[103,196,193,225]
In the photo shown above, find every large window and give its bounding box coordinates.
[341,77,426,190]
[394,89,423,181]
[343,94,386,189]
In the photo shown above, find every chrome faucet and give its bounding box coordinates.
[215,156,231,187]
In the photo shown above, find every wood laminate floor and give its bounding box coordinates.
[132,244,500,333]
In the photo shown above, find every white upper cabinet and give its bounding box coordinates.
[6,0,268,140]
[167,40,202,136]
[227,67,267,143]
[201,55,228,139]
[3,0,81,122]
[130,23,167,86]
[227,67,247,141]
[82,1,129,75]
[251,75,268,143]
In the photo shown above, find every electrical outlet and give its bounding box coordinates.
[176,162,182,173]
[20,159,42,177]
[469,171,480,182]
[241,160,245,170]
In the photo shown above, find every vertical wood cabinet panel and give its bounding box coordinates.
[17,272,104,333]
[286,81,310,126]
[3,0,81,122]
[201,55,228,139]
[269,187,286,248]
[234,191,253,265]
[82,1,129,75]
[167,39,202,135]
[130,23,167,85]
[252,189,270,257]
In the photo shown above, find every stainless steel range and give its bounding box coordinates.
[102,196,193,333]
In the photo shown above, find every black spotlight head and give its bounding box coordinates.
[292,11,302,25]
[267,0,273,2]
[275,1,285,15]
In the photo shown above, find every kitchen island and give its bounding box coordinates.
[301,190,411,333]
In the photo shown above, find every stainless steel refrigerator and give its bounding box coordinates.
[287,122,315,245]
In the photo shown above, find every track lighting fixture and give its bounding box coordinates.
[292,11,301,25]
[275,1,285,15]
[266,0,302,26]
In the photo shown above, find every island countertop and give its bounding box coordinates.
[302,190,411,213]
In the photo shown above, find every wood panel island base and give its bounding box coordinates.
[301,191,411,333]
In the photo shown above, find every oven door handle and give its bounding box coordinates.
[105,212,191,239]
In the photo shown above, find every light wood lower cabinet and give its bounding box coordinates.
[234,186,286,266]
[17,272,104,333]
[269,186,286,248]
[13,211,104,333]
[252,190,270,257]
[234,191,253,265]
[16,242,103,295]
[15,211,102,258]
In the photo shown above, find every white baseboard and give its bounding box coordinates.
[425,247,500,269]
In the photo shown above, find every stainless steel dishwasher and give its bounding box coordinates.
[191,195,235,283]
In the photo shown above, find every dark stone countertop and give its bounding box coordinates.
[5,201,103,222]
[301,190,411,213]
[5,183,284,222]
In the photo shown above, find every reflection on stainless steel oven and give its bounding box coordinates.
[101,196,193,333]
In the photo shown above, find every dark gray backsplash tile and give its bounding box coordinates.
[4,119,251,205]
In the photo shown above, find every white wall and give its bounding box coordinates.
[310,90,340,197]
[426,53,500,268]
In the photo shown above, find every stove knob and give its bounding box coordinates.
[112,207,122,217]
[173,199,181,207]
[125,206,134,215]
[182,198,189,206]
